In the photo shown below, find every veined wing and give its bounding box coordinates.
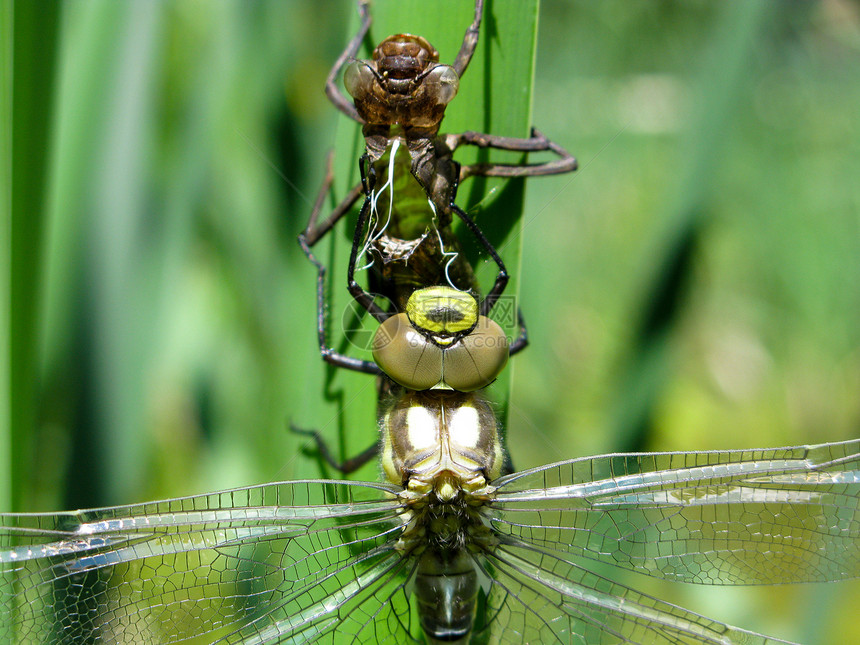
[4,443,856,645]
[465,439,859,644]
[489,439,860,585]
[475,542,795,645]
[0,479,421,644]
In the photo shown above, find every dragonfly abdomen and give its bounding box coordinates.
[414,548,479,644]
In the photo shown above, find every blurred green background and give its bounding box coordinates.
[4,0,858,643]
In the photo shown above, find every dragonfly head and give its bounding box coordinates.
[373,287,508,391]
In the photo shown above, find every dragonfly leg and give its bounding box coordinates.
[325,1,371,123]
[299,156,386,367]
[302,153,365,247]
[509,307,529,356]
[449,200,509,318]
[291,423,379,474]
[452,0,484,78]
[451,128,578,179]
[298,232,382,375]
[346,162,389,322]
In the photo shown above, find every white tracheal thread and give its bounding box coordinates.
[430,201,463,292]
[358,138,401,271]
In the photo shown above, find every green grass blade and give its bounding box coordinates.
[9,0,61,512]
[0,0,11,512]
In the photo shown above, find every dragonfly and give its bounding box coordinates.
[3,288,859,642]
[4,286,859,643]
[285,278,860,642]
[1,438,857,643]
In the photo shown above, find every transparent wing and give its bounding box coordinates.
[490,439,860,585]
[475,542,794,645]
[4,441,857,644]
[0,479,422,644]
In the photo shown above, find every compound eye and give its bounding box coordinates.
[373,314,443,391]
[442,317,509,392]
[425,65,459,105]
[344,61,375,99]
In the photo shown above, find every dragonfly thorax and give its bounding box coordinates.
[381,390,503,493]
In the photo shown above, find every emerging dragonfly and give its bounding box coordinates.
[3,4,857,645]
[2,438,857,643]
